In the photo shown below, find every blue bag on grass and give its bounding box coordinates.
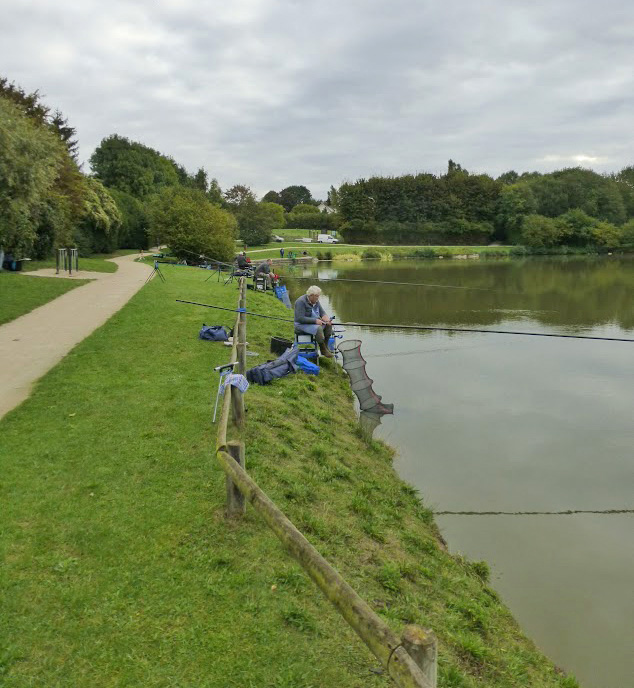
[246,346,299,385]
[199,324,230,341]
[297,355,320,375]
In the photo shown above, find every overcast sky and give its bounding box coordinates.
[2,0,633,199]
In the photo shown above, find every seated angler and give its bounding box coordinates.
[294,285,333,358]
[236,251,249,270]
[254,258,275,287]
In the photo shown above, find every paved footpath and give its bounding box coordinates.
[0,253,151,420]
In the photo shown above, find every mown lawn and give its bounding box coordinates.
[0,272,90,326]
[0,265,577,688]
[23,249,140,274]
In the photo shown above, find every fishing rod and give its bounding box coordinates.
[434,508,634,516]
[283,275,496,292]
[178,248,235,269]
[175,300,634,343]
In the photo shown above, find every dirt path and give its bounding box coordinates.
[0,253,151,420]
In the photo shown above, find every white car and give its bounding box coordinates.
[317,234,339,244]
[272,235,284,242]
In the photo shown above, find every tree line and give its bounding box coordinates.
[336,160,634,250]
[0,77,332,263]
[2,75,633,262]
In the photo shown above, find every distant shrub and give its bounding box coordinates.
[362,248,382,259]
[332,253,361,262]
[411,247,437,259]
[509,245,529,256]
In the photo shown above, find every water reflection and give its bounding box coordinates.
[283,255,634,688]
[287,256,634,332]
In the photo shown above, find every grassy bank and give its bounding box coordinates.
[23,249,140,273]
[245,244,514,261]
[0,265,577,687]
[0,272,89,325]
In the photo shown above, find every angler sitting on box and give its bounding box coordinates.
[294,285,333,358]
[254,258,275,287]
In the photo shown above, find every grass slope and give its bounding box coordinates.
[0,265,577,688]
[0,273,89,325]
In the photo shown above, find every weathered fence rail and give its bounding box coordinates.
[214,278,437,688]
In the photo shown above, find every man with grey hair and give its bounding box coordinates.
[293,285,333,358]
[254,258,274,287]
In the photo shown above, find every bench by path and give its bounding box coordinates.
[0,253,151,420]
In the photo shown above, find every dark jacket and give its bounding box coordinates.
[255,262,272,275]
[294,294,325,324]
[236,255,249,269]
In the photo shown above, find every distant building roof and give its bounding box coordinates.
[317,202,336,214]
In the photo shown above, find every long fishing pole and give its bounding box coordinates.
[179,248,235,269]
[284,275,496,292]
[175,300,634,343]
[434,508,634,516]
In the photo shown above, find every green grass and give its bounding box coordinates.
[273,228,313,239]
[0,272,90,325]
[246,243,514,260]
[0,266,577,687]
[23,249,140,273]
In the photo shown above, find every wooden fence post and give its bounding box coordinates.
[238,278,247,374]
[231,386,245,428]
[401,626,437,688]
[230,282,246,426]
[226,441,246,516]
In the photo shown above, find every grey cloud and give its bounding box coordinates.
[1,0,633,197]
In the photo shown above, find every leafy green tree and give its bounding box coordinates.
[497,170,520,185]
[90,135,181,197]
[192,167,208,193]
[528,176,570,217]
[108,188,150,249]
[0,76,49,125]
[613,167,634,218]
[223,184,256,209]
[290,203,320,215]
[446,159,467,175]
[207,178,224,206]
[556,209,596,246]
[620,219,634,249]
[279,185,313,211]
[261,190,282,205]
[49,110,79,161]
[148,187,236,261]
[75,178,122,253]
[595,183,626,225]
[592,221,621,249]
[338,183,377,223]
[0,97,67,255]
[519,214,563,248]
[494,184,537,241]
[259,202,285,229]
[287,211,340,231]
[235,197,275,245]
[326,185,340,210]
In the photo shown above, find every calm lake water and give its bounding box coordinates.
[285,256,634,688]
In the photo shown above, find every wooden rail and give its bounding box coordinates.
[214,278,437,688]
